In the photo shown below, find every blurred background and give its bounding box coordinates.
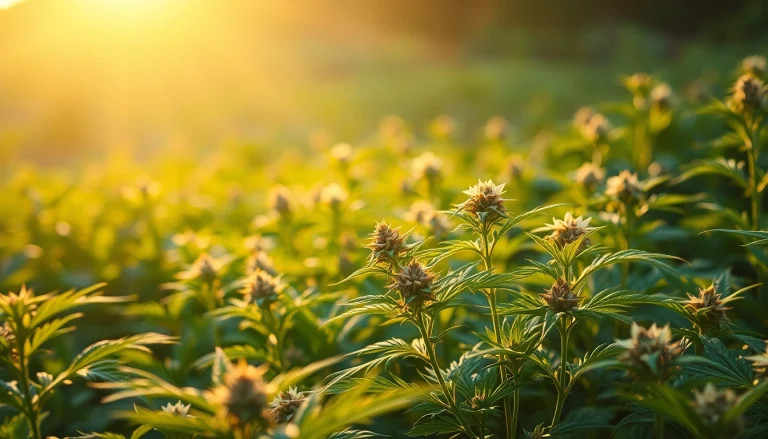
[0,0,767,164]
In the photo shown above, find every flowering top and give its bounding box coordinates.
[685,285,731,331]
[458,179,508,223]
[246,251,276,276]
[387,260,436,312]
[240,269,283,307]
[544,212,593,250]
[692,383,739,426]
[605,170,644,203]
[268,185,293,217]
[575,162,605,189]
[320,183,348,210]
[617,323,682,380]
[541,277,580,313]
[269,386,306,424]
[626,72,653,96]
[366,221,406,265]
[650,83,674,110]
[406,201,450,237]
[728,74,767,114]
[330,143,353,164]
[209,362,270,427]
[177,253,221,283]
[741,55,767,77]
[411,151,443,181]
[162,400,192,417]
[573,107,611,143]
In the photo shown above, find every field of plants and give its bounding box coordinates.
[2,50,768,439]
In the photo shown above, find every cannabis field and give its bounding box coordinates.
[3,3,768,438]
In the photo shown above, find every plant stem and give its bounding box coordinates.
[511,378,520,439]
[655,412,665,439]
[551,316,570,427]
[417,314,476,438]
[18,341,42,439]
[481,230,514,439]
[746,135,760,231]
[263,310,284,370]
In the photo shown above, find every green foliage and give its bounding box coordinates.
[1,53,767,439]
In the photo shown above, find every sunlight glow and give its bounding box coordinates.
[0,0,24,9]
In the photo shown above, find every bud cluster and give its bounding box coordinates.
[541,278,581,312]
[209,362,271,427]
[605,170,644,204]
[573,107,611,143]
[685,285,730,332]
[458,180,508,224]
[728,74,767,115]
[366,221,406,266]
[269,386,306,424]
[692,383,741,428]
[387,260,436,312]
[617,323,682,380]
[240,269,283,307]
[544,212,593,251]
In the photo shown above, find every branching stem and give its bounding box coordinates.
[481,229,515,438]
[551,315,571,427]
[416,314,476,438]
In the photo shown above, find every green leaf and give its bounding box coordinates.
[575,250,682,287]
[323,294,400,326]
[120,406,227,435]
[497,291,548,316]
[568,343,624,387]
[576,289,673,323]
[417,239,483,266]
[408,412,463,436]
[723,379,768,425]
[687,337,755,387]
[706,229,768,246]
[27,313,83,354]
[43,333,175,399]
[324,339,429,391]
[551,407,613,435]
[627,384,704,437]
[496,203,576,237]
[96,366,215,412]
[296,382,430,439]
[331,265,390,286]
[672,158,749,189]
[328,429,387,439]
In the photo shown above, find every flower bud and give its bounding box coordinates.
[366,221,406,265]
[387,260,436,312]
[269,387,306,424]
[545,212,593,250]
[740,55,767,77]
[728,74,767,114]
[617,323,682,380]
[209,362,270,427]
[605,170,643,203]
[458,179,508,224]
[575,162,605,189]
[268,186,293,217]
[541,278,580,312]
[692,384,740,428]
[241,269,282,307]
[685,285,730,332]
